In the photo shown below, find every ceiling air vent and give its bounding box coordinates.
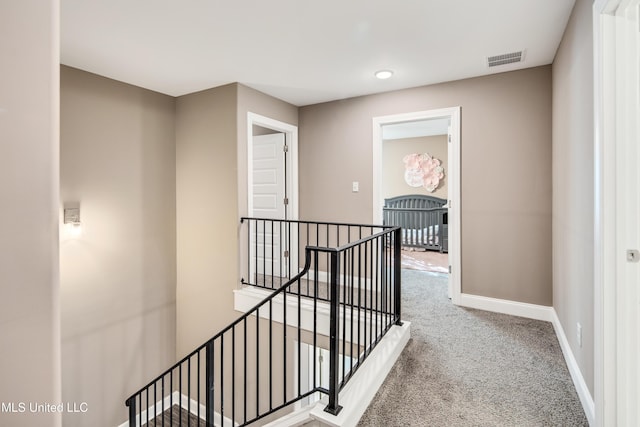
[487,51,524,68]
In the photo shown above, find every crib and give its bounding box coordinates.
[383,194,448,253]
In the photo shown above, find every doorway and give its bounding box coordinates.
[381,119,450,275]
[372,107,461,304]
[247,112,299,279]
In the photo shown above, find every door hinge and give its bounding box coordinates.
[283,144,289,153]
[448,134,452,143]
[284,250,289,258]
[284,197,289,205]
[449,265,452,274]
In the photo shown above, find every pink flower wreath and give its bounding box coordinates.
[402,153,444,192]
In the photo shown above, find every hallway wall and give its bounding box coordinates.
[176,84,238,357]
[299,67,553,305]
[552,0,595,395]
[60,66,177,426]
[175,82,298,358]
[0,2,61,426]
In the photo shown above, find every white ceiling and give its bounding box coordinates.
[61,0,576,107]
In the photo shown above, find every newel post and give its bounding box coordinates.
[126,397,136,427]
[394,227,403,325]
[325,250,343,415]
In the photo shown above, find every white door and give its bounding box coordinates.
[252,133,286,219]
[251,133,288,278]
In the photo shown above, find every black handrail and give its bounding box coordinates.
[125,218,402,426]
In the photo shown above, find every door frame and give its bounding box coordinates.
[247,112,299,279]
[247,112,298,220]
[594,0,640,425]
[372,107,461,304]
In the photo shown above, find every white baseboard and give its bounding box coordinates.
[550,309,595,426]
[458,292,554,321]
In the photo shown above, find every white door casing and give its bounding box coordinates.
[373,107,462,305]
[613,3,639,426]
[594,1,640,425]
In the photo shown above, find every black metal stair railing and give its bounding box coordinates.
[125,218,401,426]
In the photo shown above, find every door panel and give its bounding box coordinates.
[252,133,287,278]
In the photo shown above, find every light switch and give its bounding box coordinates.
[352,181,359,192]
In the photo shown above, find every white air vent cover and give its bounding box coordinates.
[487,51,524,67]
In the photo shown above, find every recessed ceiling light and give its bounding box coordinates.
[375,70,393,80]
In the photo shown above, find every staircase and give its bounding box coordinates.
[125,218,404,426]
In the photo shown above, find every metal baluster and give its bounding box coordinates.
[220,335,224,423]
[283,284,287,404]
[197,352,200,425]
[243,319,247,424]
[350,246,355,376]
[206,341,214,427]
[232,326,236,427]
[256,307,260,417]
[269,299,273,411]
[162,376,165,427]
[153,382,157,424]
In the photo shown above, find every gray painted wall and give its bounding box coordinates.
[176,84,239,357]
[60,66,177,426]
[0,1,61,426]
[299,66,553,305]
[552,0,594,395]
[383,135,449,200]
[175,83,298,358]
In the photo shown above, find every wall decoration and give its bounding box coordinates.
[403,153,445,192]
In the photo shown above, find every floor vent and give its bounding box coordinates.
[487,51,524,67]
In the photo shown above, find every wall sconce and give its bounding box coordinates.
[63,203,82,237]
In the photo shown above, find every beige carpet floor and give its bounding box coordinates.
[358,269,588,427]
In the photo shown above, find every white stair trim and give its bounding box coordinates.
[309,321,411,427]
[259,322,410,427]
